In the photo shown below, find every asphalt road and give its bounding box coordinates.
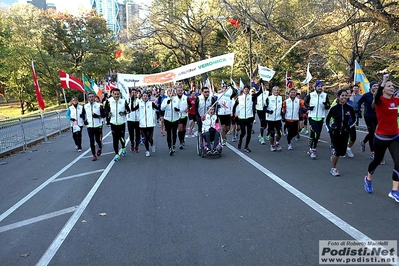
[0,120,398,266]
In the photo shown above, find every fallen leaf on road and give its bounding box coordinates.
[346,202,353,205]
[221,245,226,248]
[33,177,37,180]
[82,220,87,223]
[99,213,107,216]
[20,252,30,257]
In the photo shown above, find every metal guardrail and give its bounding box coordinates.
[0,110,70,157]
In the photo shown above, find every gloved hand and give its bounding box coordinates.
[309,106,315,111]
[167,100,171,104]
[70,118,76,122]
[84,120,89,125]
[79,113,84,118]
[174,107,180,112]
[266,110,274,115]
[118,111,126,116]
[92,113,100,118]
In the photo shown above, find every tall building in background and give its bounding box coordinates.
[125,1,139,35]
[91,0,120,38]
[91,0,139,39]
[27,0,46,9]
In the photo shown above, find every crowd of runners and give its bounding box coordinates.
[66,73,399,203]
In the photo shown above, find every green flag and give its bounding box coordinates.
[82,74,95,94]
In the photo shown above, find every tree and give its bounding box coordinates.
[41,10,117,104]
[147,0,228,82]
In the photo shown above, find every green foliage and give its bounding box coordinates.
[0,5,119,115]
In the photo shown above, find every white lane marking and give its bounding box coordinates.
[0,131,112,223]
[51,169,105,183]
[36,137,131,266]
[226,142,399,265]
[0,206,78,233]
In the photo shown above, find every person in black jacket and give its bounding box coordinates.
[325,89,356,176]
[357,81,378,157]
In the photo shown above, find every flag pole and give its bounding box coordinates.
[62,88,68,109]
[353,60,357,85]
[285,71,288,96]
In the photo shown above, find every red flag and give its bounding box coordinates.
[31,61,45,110]
[285,71,294,89]
[115,49,122,59]
[105,82,117,91]
[58,70,85,92]
[226,18,241,28]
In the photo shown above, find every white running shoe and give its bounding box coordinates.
[330,168,340,176]
[276,143,282,151]
[151,145,156,152]
[310,149,317,159]
[287,144,292,150]
[346,148,354,158]
[145,151,151,157]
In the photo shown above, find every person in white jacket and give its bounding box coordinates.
[216,85,236,146]
[265,86,283,151]
[304,80,331,159]
[176,86,191,149]
[131,91,159,157]
[202,106,220,153]
[127,89,141,153]
[82,92,106,161]
[66,97,84,152]
[104,88,130,161]
[232,85,262,152]
[161,88,180,155]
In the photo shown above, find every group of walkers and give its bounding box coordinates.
[66,73,399,203]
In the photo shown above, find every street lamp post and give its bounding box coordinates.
[249,22,253,79]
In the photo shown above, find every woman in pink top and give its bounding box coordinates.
[364,74,399,203]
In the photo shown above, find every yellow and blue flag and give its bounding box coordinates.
[354,60,370,94]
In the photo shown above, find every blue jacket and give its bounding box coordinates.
[357,92,376,118]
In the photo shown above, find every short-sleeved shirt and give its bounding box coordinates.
[375,97,399,135]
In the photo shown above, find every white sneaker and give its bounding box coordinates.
[346,148,354,158]
[145,151,151,157]
[287,144,292,150]
[276,143,282,151]
[232,136,237,142]
[260,137,265,145]
[330,168,340,176]
[310,149,317,159]
[270,145,276,152]
[151,145,156,152]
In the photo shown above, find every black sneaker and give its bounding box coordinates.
[169,148,174,156]
[244,147,251,153]
[238,141,242,149]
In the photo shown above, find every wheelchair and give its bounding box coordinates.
[196,130,222,158]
